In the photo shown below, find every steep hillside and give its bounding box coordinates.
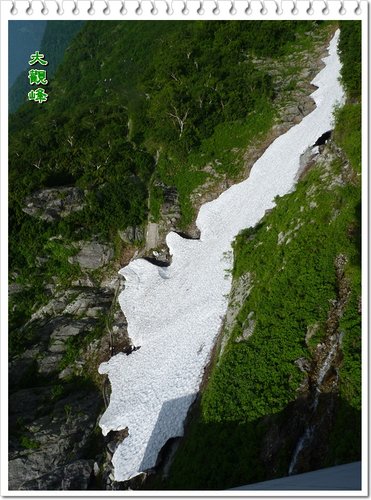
[156,21,361,490]
[8,20,360,491]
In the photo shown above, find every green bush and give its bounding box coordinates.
[334,103,361,172]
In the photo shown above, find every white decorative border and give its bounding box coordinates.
[2,0,368,18]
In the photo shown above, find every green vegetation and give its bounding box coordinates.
[9,21,327,356]
[19,435,40,450]
[338,21,361,100]
[8,19,361,491]
[163,132,361,489]
[158,22,362,490]
[324,21,362,466]
[334,103,361,172]
[205,152,360,421]
[334,22,362,414]
[139,21,322,226]
[335,21,362,173]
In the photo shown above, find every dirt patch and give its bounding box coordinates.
[146,222,160,251]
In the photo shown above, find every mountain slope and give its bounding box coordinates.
[157,21,361,490]
[8,20,360,491]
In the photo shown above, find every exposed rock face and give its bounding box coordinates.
[118,226,144,244]
[144,183,182,257]
[9,29,342,492]
[49,318,96,352]
[23,187,85,222]
[63,290,113,318]
[19,460,95,490]
[235,311,255,343]
[71,274,96,288]
[9,387,51,425]
[145,223,160,251]
[8,283,27,295]
[8,268,130,489]
[8,388,101,490]
[220,272,253,354]
[27,289,114,374]
[161,185,181,223]
[38,352,65,374]
[30,290,78,322]
[68,241,114,270]
[9,351,39,389]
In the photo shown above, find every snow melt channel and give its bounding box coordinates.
[99,31,345,482]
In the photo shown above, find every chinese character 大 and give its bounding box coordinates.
[28,51,48,66]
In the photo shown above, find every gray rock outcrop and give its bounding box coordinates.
[68,241,114,270]
[118,226,144,244]
[23,187,85,222]
[8,389,101,490]
[19,460,94,490]
[62,290,113,318]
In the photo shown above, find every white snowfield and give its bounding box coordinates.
[99,31,345,482]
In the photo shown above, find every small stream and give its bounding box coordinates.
[288,331,343,475]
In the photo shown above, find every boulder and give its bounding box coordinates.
[68,241,114,270]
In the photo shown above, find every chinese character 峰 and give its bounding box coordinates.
[28,88,48,104]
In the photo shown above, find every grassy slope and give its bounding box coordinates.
[159,114,361,490]
[145,21,328,227]
[159,23,361,490]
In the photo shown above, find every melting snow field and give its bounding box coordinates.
[99,31,345,482]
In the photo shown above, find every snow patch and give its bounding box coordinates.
[98,31,345,482]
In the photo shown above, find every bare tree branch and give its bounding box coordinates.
[167,105,190,137]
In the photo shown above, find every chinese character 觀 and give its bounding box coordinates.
[28,69,48,85]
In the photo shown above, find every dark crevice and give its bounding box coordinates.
[173,230,201,240]
[313,130,332,147]
[143,257,171,267]
[123,345,141,356]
